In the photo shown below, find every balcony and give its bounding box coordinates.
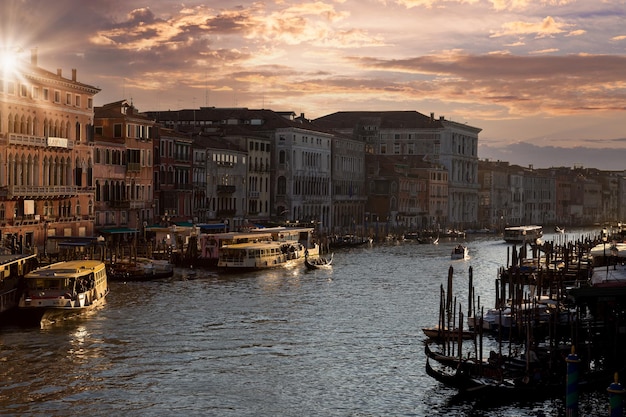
[8,185,77,199]
[217,185,236,194]
[9,133,75,149]
[249,191,260,198]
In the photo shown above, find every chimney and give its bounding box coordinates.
[72,68,77,81]
[31,48,38,66]
[57,68,62,77]
[430,112,434,122]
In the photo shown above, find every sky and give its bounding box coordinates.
[1,0,625,170]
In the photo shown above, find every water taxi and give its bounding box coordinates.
[503,225,543,243]
[18,260,109,326]
[0,253,39,316]
[217,227,319,272]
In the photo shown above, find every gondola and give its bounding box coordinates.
[426,348,615,400]
[304,253,333,270]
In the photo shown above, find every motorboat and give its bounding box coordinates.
[451,245,469,260]
[503,225,543,243]
[18,260,109,326]
[217,227,320,272]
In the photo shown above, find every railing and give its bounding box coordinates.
[8,185,77,198]
[8,133,75,149]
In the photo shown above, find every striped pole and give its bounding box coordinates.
[565,346,580,417]
[608,372,625,417]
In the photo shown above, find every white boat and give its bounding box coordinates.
[451,245,468,260]
[217,227,320,271]
[503,225,543,243]
[18,260,109,326]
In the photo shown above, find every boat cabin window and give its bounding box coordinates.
[29,278,65,290]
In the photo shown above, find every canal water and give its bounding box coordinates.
[0,230,609,416]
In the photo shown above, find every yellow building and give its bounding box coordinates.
[0,48,100,255]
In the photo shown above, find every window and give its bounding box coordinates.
[113,124,122,138]
[54,90,61,103]
[94,126,103,136]
[43,88,49,100]
[87,98,93,109]
[32,87,39,99]
[7,82,15,94]
[75,95,81,107]
[20,84,28,97]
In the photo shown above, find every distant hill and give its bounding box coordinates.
[478,142,626,171]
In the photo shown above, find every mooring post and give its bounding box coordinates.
[565,345,580,417]
[608,372,625,417]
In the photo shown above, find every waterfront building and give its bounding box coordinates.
[331,131,366,235]
[208,126,272,225]
[0,48,99,255]
[145,108,334,231]
[313,111,479,230]
[193,134,248,231]
[93,100,155,245]
[522,167,555,225]
[156,128,193,221]
[477,160,516,230]
[191,140,208,222]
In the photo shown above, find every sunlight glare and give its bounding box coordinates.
[1,47,21,75]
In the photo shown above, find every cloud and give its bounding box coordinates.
[348,52,626,117]
[490,16,572,38]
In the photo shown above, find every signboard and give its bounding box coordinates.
[47,137,69,148]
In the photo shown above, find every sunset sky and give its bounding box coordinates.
[2,0,625,168]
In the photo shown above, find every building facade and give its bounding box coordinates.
[0,48,99,255]
[93,100,155,241]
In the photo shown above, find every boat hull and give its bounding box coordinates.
[18,295,108,327]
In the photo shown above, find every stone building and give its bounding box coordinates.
[0,48,99,254]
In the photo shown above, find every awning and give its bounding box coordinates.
[197,223,227,231]
[173,221,194,227]
[97,228,139,234]
[58,241,93,247]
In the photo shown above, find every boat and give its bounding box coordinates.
[503,225,543,244]
[422,325,474,340]
[17,260,109,326]
[0,253,39,316]
[304,253,333,270]
[426,353,611,400]
[107,258,174,281]
[328,234,371,249]
[217,227,319,272]
[451,244,468,260]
